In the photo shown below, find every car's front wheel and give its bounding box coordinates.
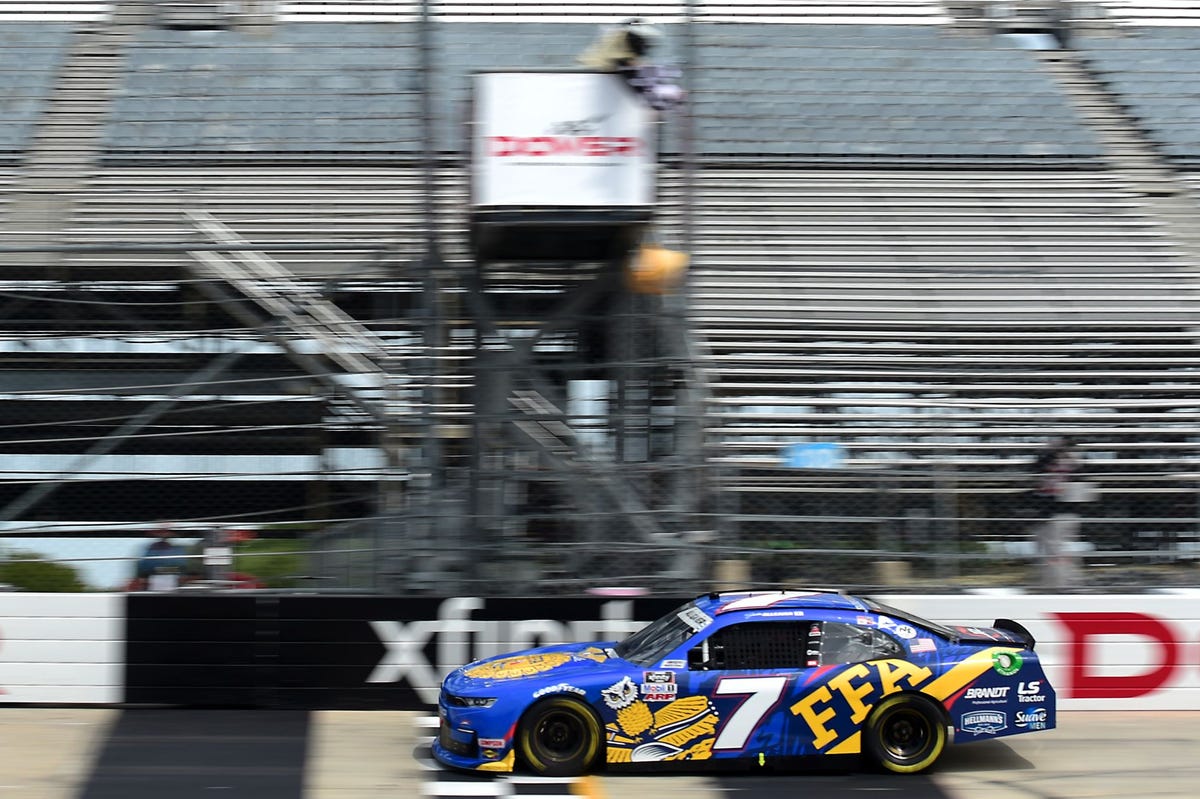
[864,693,947,774]
[516,696,603,776]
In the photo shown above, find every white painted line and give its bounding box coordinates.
[508,776,579,784]
[422,782,505,797]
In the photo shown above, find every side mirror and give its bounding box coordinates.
[687,646,706,671]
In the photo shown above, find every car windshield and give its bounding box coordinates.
[615,602,701,666]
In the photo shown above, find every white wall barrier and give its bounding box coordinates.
[0,593,124,704]
[875,594,1200,711]
[1,592,1198,709]
[353,594,1200,711]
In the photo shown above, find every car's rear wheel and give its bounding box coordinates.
[516,697,603,776]
[864,693,947,774]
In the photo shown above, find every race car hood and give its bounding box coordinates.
[443,641,621,692]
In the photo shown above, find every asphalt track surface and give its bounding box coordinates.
[3,710,1199,798]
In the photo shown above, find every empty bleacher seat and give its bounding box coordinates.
[0,23,72,156]
[690,24,1102,160]
[1077,28,1200,165]
[684,168,1200,469]
[105,23,423,155]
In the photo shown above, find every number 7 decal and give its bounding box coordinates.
[712,676,789,750]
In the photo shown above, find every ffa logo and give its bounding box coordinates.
[463,653,572,679]
[992,651,1023,676]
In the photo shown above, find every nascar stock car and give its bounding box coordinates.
[433,590,1055,776]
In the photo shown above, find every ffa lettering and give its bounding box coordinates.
[790,660,934,749]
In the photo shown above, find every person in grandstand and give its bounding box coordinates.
[579,18,685,111]
[1031,436,1078,517]
[1030,436,1083,590]
[134,524,188,589]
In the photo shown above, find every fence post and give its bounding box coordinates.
[934,465,960,582]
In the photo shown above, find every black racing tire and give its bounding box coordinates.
[864,693,947,774]
[516,696,603,776]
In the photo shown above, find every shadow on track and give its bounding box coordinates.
[80,709,309,799]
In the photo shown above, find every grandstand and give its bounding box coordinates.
[1,0,1199,592]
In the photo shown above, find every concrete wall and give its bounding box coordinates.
[2,592,1197,709]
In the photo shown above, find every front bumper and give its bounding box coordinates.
[432,708,516,773]
[432,719,516,767]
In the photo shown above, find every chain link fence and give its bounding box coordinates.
[9,462,1195,594]
[2,5,1200,596]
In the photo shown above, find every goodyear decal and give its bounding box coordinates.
[790,648,1018,753]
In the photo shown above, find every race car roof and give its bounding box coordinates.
[700,590,869,616]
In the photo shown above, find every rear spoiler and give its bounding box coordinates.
[993,618,1036,650]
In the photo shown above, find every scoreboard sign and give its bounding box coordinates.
[472,71,656,209]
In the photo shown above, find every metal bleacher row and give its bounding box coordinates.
[93,22,1104,160]
[1079,28,1200,163]
[108,23,423,155]
[685,168,1200,470]
[52,19,1117,275]
[65,164,430,276]
[10,10,1195,165]
[691,25,1099,158]
[0,24,72,153]
[2,1,1200,531]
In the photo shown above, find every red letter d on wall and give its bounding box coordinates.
[1053,612,1178,699]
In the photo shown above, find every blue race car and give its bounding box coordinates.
[433,590,1055,776]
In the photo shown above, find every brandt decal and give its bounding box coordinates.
[964,686,1010,703]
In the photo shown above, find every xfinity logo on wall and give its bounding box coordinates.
[367,597,646,704]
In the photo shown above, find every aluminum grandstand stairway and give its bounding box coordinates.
[184,209,393,422]
[1,1,146,259]
[182,208,469,591]
[1035,47,1200,256]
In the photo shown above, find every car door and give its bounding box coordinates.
[681,619,814,764]
[785,618,916,756]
